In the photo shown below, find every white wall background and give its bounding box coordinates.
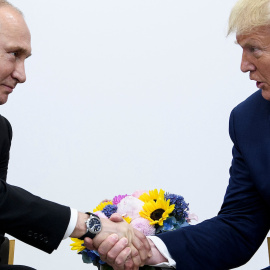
[2,0,269,269]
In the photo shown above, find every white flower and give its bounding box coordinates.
[116,196,144,220]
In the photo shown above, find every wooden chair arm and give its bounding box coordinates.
[8,240,15,265]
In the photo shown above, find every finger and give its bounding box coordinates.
[133,228,151,256]
[132,229,151,263]
[84,237,95,250]
[110,213,124,222]
[131,238,146,264]
[130,245,142,269]
[112,247,131,270]
[97,234,119,261]
[124,256,135,270]
[105,237,128,265]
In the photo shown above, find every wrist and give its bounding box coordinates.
[70,212,89,238]
[145,238,168,265]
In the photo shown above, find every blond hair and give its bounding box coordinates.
[228,0,270,35]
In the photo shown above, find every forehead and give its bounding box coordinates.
[236,26,270,47]
[0,6,31,55]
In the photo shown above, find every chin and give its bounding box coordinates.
[0,97,8,105]
[261,89,270,101]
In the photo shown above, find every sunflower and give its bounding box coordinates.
[93,201,113,212]
[139,189,165,203]
[123,216,132,224]
[70,238,85,253]
[139,197,175,226]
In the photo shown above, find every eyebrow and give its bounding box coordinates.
[19,48,32,58]
[9,46,32,58]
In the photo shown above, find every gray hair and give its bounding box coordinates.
[0,0,23,15]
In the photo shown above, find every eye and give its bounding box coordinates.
[9,51,20,58]
[249,46,259,53]
[247,45,263,58]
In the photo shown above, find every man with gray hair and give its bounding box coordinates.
[90,0,270,269]
[0,1,151,269]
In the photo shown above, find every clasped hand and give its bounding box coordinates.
[84,213,152,270]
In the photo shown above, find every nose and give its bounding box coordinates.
[240,50,256,73]
[11,61,26,83]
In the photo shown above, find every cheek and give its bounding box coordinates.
[261,64,270,83]
[0,62,14,82]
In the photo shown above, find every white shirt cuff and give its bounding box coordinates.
[63,208,78,239]
[147,236,176,268]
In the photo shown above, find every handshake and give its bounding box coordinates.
[70,212,166,270]
[69,189,192,269]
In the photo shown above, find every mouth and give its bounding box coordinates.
[2,84,15,93]
[256,81,264,89]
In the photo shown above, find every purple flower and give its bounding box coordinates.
[113,194,128,205]
[165,193,189,221]
[102,204,117,218]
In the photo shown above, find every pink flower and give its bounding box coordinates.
[132,190,148,199]
[113,194,128,205]
[187,212,198,223]
[116,196,144,220]
[131,217,156,236]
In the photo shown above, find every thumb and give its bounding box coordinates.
[110,213,124,222]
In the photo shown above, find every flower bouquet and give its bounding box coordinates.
[70,189,197,269]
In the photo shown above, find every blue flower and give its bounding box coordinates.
[81,249,97,264]
[156,216,190,234]
[102,204,117,218]
[82,249,106,265]
[165,193,189,221]
[163,217,177,231]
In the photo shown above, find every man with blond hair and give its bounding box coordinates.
[0,1,151,269]
[88,0,270,269]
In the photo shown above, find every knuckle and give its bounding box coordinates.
[139,251,147,261]
[131,248,139,257]
[107,251,115,261]
[114,257,124,267]
[136,241,143,250]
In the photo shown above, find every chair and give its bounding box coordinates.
[0,237,15,265]
[8,239,15,265]
[267,237,270,264]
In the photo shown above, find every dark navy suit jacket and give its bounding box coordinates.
[158,90,270,269]
[0,115,70,253]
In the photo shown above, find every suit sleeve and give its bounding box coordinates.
[0,179,71,253]
[157,109,270,270]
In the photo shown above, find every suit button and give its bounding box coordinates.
[43,236,48,244]
[28,230,33,237]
